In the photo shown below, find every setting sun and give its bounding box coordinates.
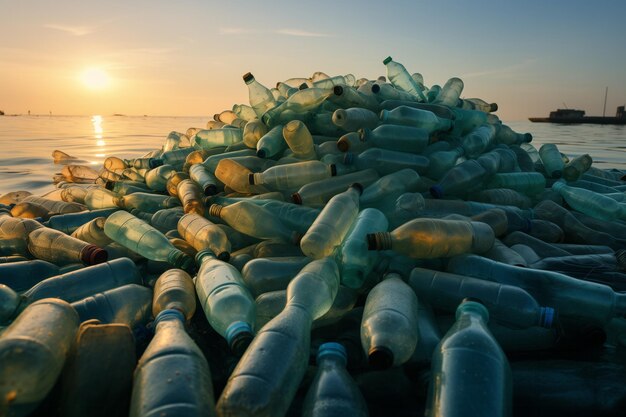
[80,67,110,90]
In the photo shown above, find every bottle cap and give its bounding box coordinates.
[540,307,556,328]
[248,173,255,185]
[203,184,218,196]
[149,158,164,169]
[330,164,337,176]
[154,308,185,326]
[226,321,254,357]
[429,185,444,199]
[333,85,344,96]
[490,103,499,112]
[368,346,393,370]
[317,342,347,364]
[104,181,115,191]
[382,56,392,65]
[195,248,216,265]
[80,245,108,265]
[256,148,267,158]
[336,139,349,152]
[370,84,381,93]
[242,72,254,83]
[217,251,230,262]
[298,82,309,90]
[291,193,302,205]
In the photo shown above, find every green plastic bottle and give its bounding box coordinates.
[361,273,419,369]
[329,85,380,111]
[432,77,464,107]
[262,88,332,127]
[552,180,626,222]
[177,213,231,261]
[129,309,216,417]
[562,154,593,182]
[0,299,79,417]
[539,143,565,179]
[300,185,362,259]
[104,211,193,271]
[193,128,243,151]
[426,146,465,180]
[430,160,489,199]
[195,249,256,355]
[494,124,532,145]
[460,124,497,158]
[367,218,494,259]
[344,148,430,176]
[250,160,335,191]
[216,258,339,417]
[359,169,423,213]
[256,125,287,158]
[379,106,453,133]
[425,300,512,417]
[356,124,430,154]
[371,82,418,102]
[382,56,427,101]
[484,172,546,196]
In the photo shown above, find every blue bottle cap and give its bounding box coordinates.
[317,342,347,365]
[540,307,556,328]
[429,185,444,199]
[154,308,185,326]
[226,321,254,357]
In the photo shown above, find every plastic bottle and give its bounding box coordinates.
[104,211,193,271]
[148,148,196,170]
[426,146,465,180]
[250,160,336,190]
[282,120,317,160]
[27,227,107,266]
[354,124,431,154]
[539,143,565,179]
[243,72,278,119]
[344,148,429,176]
[358,169,423,212]
[379,106,453,133]
[332,108,379,132]
[151,269,196,322]
[262,88,332,127]
[371,82,417,102]
[195,249,256,355]
[188,163,219,196]
[432,77,464,107]
[468,188,532,209]
[460,124,496,158]
[382,56,427,101]
[21,195,87,214]
[193,128,243,150]
[43,208,119,234]
[0,214,43,256]
[216,258,339,417]
[176,179,205,215]
[302,343,369,417]
[129,309,216,417]
[144,164,178,192]
[70,217,112,247]
[0,299,79,417]
[425,300,512,417]
[71,284,152,328]
[177,213,231,261]
[367,218,494,259]
[300,184,362,259]
[339,208,388,289]
[483,172,546,196]
[256,125,286,158]
[430,159,489,199]
[446,254,626,325]
[552,180,626,222]
[0,260,60,292]
[242,256,312,297]
[292,169,380,207]
[459,97,499,113]
[409,267,555,329]
[361,273,419,369]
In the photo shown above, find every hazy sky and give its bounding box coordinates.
[1,0,625,121]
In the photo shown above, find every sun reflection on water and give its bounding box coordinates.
[91,115,105,165]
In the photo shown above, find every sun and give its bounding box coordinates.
[80,67,110,90]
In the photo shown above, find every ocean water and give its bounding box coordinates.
[0,115,625,196]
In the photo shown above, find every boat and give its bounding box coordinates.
[529,106,626,124]
[0,110,4,116]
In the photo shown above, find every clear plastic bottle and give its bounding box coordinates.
[195,249,256,356]
[148,148,196,170]
[104,211,193,271]
[382,56,427,101]
[250,160,335,190]
[409,267,554,329]
[291,169,377,206]
[425,300,512,417]
[71,284,152,328]
[0,214,43,256]
[552,180,626,222]
[150,207,184,233]
[27,227,108,266]
[214,158,267,194]
[0,298,79,416]
[430,159,489,199]
[282,120,317,160]
[494,124,531,145]
[332,108,379,132]
[328,85,379,111]
[359,169,423,212]
[484,172,546,196]
[243,72,278,119]
[193,128,243,150]
[241,256,312,297]
[426,146,465,180]
[83,188,120,210]
[152,269,196,320]
[446,254,626,325]
[539,143,565,179]
[21,195,87,214]
[256,125,287,158]
[302,343,369,417]
[300,185,362,259]
[367,218,494,259]
[209,201,300,244]
[355,124,430,154]
[129,309,216,417]
[177,213,231,261]
[379,106,453,133]
[70,217,112,248]
[176,179,205,215]
[460,124,497,158]
[344,147,429,176]
[189,163,220,196]
[262,88,332,127]
[216,258,339,417]
[432,77,464,107]
[361,273,419,369]
[339,208,388,289]
[144,164,178,192]
[371,82,417,102]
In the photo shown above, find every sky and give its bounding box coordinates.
[1,0,625,121]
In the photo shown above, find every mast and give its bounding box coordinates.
[603,86,608,117]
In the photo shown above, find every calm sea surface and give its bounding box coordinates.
[0,115,625,196]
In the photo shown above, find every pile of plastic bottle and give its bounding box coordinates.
[2,56,626,417]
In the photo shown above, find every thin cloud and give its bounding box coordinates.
[219,27,258,35]
[461,59,537,79]
[44,24,95,36]
[274,29,331,37]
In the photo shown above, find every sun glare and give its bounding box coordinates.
[80,68,110,90]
